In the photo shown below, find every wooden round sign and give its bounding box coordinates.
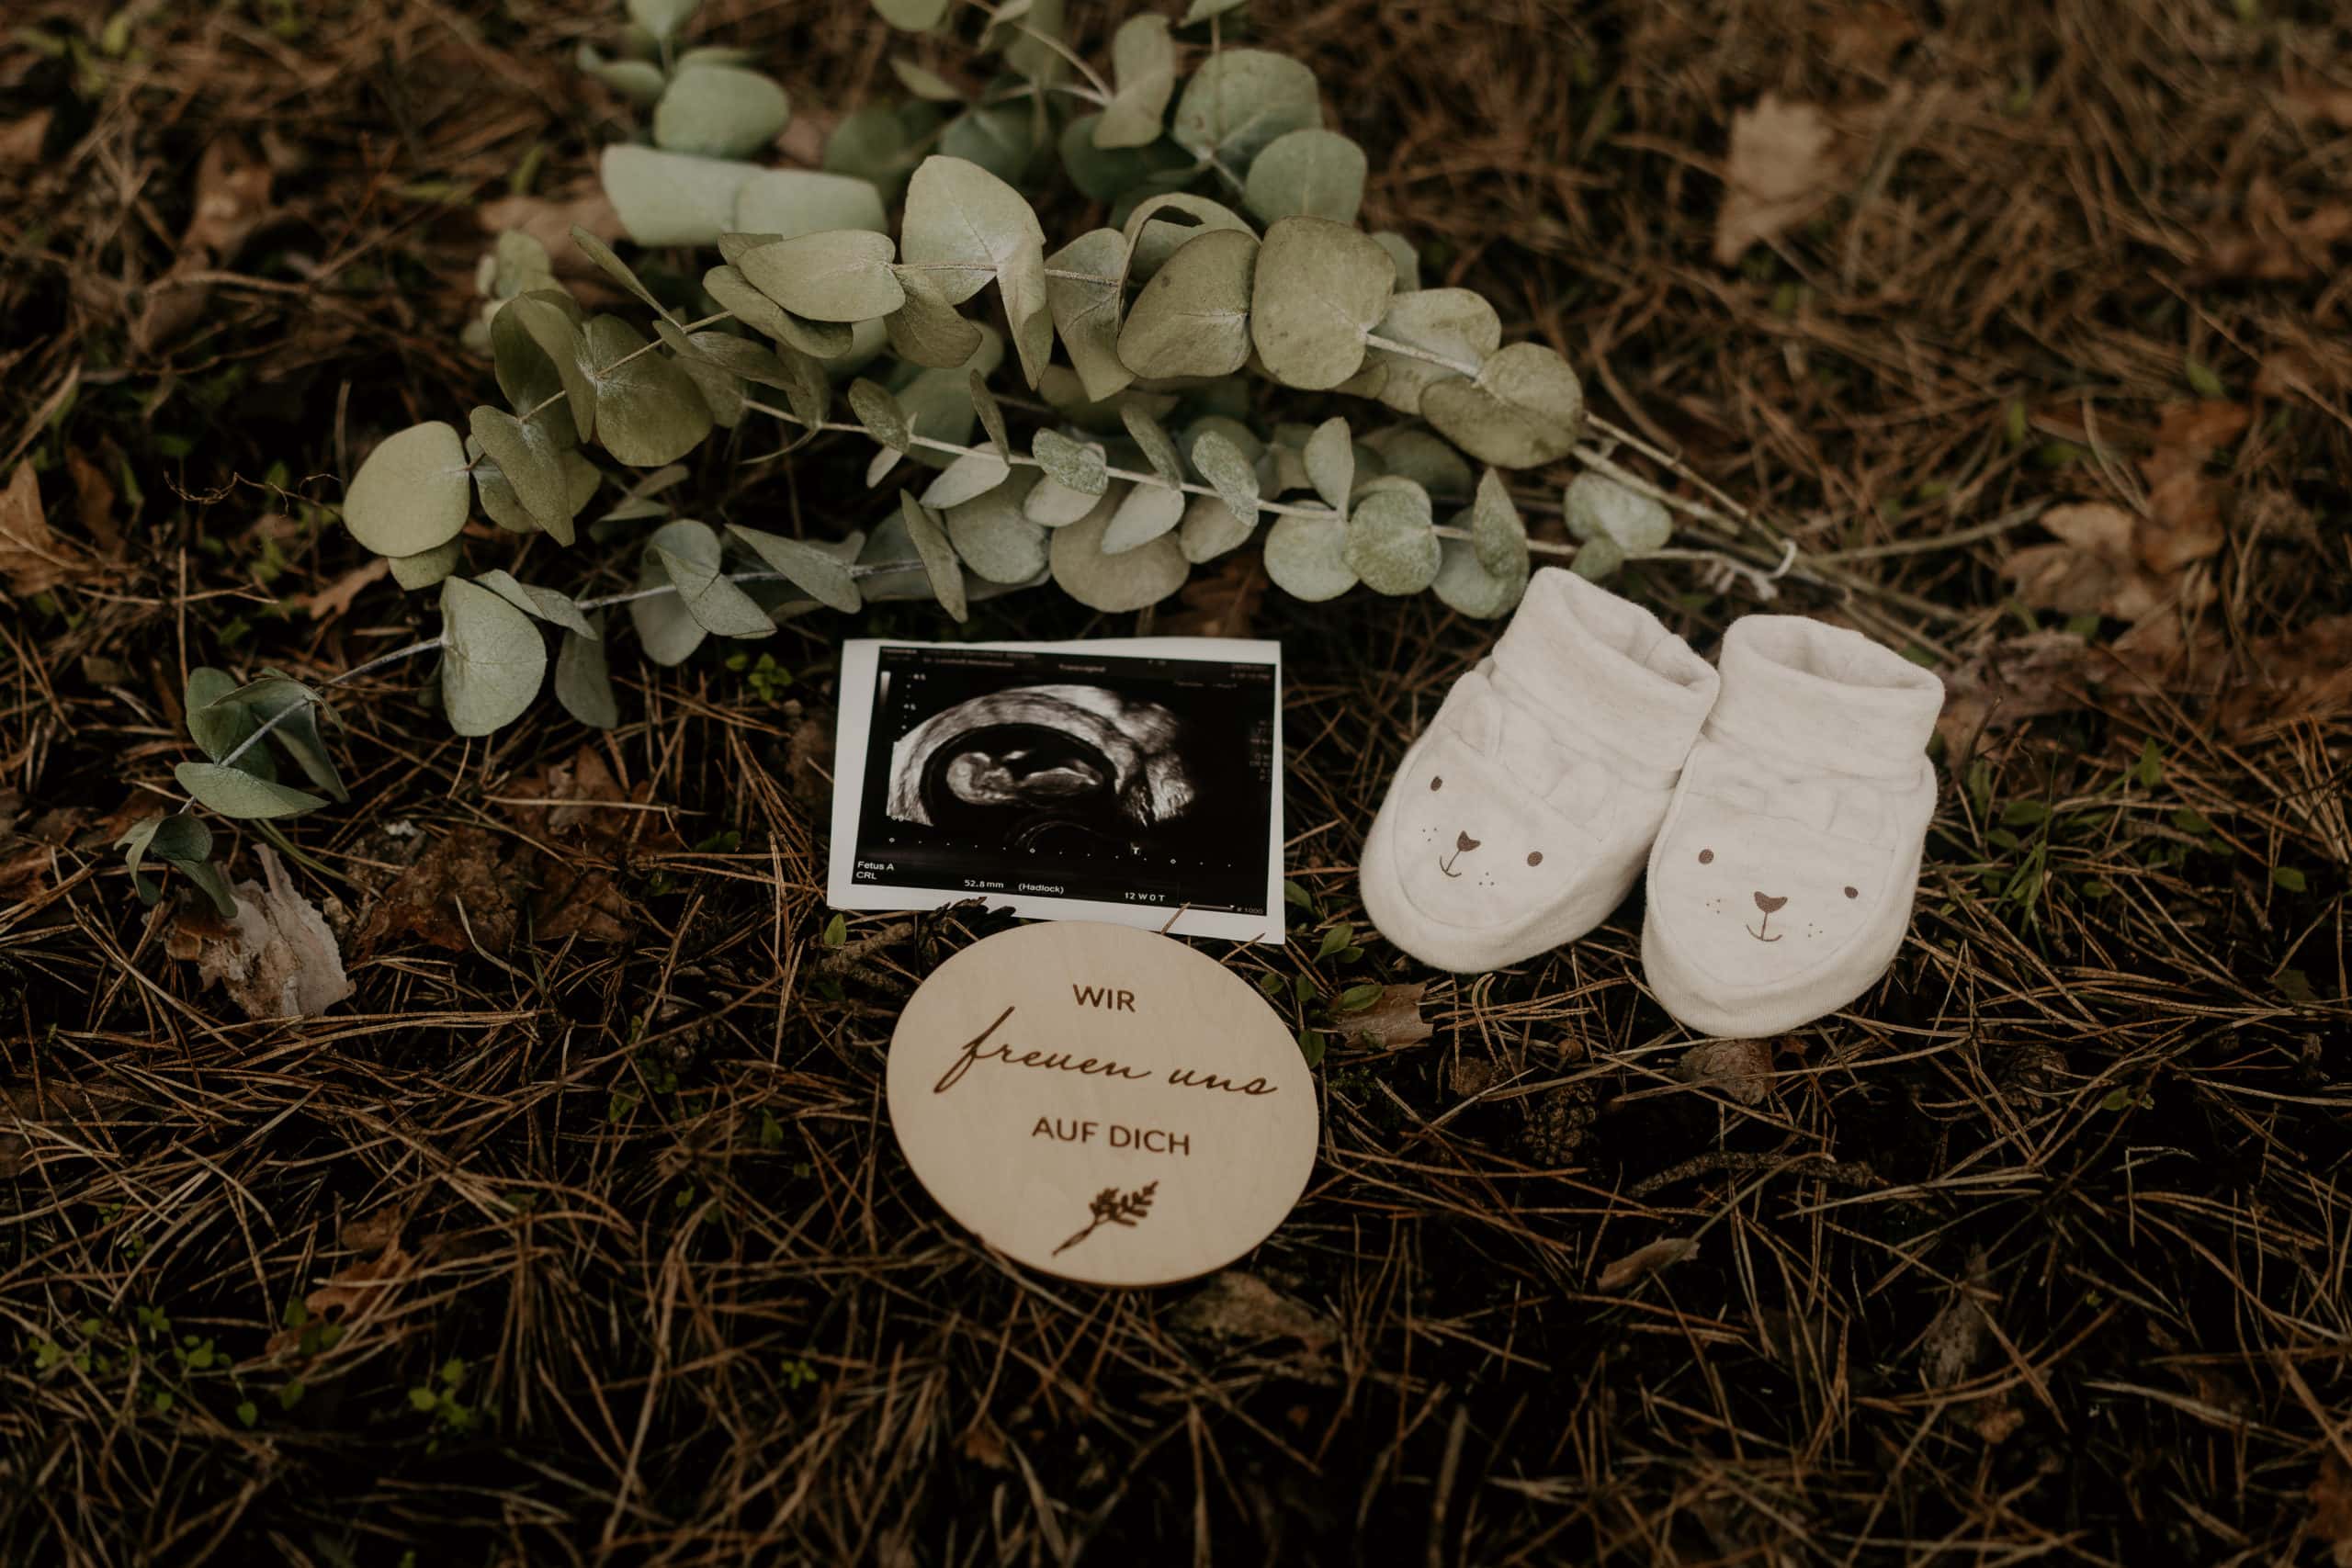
[887,921,1319,1287]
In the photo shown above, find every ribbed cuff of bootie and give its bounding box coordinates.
[1702,615,1943,780]
[1489,568,1719,774]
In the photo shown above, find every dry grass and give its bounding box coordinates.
[3,0,2350,1562]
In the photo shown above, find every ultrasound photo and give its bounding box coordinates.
[827,639,1283,942]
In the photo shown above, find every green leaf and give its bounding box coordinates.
[889,57,963,102]
[885,268,983,368]
[731,169,888,240]
[117,814,226,909]
[175,762,327,820]
[1243,128,1366,225]
[847,378,913,452]
[578,43,667,106]
[2272,865,2308,893]
[650,528,776,641]
[1282,879,1313,909]
[1059,114,1191,203]
[1470,468,1529,579]
[508,291,595,445]
[1095,14,1175,149]
[2132,736,2163,789]
[899,156,1051,387]
[1171,49,1321,168]
[1570,533,1624,582]
[555,614,620,729]
[1263,506,1356,601]
[734,230,905,322]
[872,0,950,29]
[1190,429,1261,527]
[1563,470,1669,554]
[1100,482,1185,554]
[601,144,759,248]
[1337,983,1381,1011]
[1048,492,1188,611]
[578,316,715,468]
[1344,482,1440,594]
[1116,228,1258,378]
[1256,970,1286,998]
[1314,921,1353,960]
[727,525,865,612]
[1044,228,1135,403]
[1032,428,1109,495]
[1423,343,1585,468]
[1303,416,1353,511]
[1432,535,1526,619]
[704,265,854,361]
[2001,798,2050,828]
[439,577,549,737]
[652,65,790,160]
[470,569,594,637]
[1120,193,1256,284]
[997,0,1069,84]
[822,100,942,202]
[821,910,849,946]
[567,225,670,320]
[1297,1029,1326,1067]
[940,103,1037,186]
[898,492,967,621]
[343,421,469,557]
[1249,217,1395,390]
[943,470,1047,583]
[490,304,581,448]
[200,675,345,801]
[628,0,698,39]
[2185,358,2226,399]
[388,539,464,592]
[469,405,567,533]
[1368,288,1500,414]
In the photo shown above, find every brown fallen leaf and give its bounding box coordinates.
[2311,1451,2352,1568]
[2189,175,2352,283]
[1346,981,1433,1049]
[357,824,519,956]
[175,845,354,1019]
[1166,1271,1335,1348]
[2001,502,2173,622]
[1679,1037,1774,1105]
[1921,1247,1992,1389]
[1157,552,1266,638]
[133,139,274,355]
[1934,630,2105,756]
[0,109,50,165]
[264,1238,413,1358]
[2217,615,2352,739]
[2136,400,2245,574]
[1826,2,1919,75]
[292,557,390,622]
[1598,1235,1698,1292]
[2278,69,2352,132]
[1714,95,1839,265]
[0,460,85,597]
[62,449,122,552]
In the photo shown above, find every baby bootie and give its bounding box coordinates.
[1360,568,1720,972]
[1641,615,1945,1036]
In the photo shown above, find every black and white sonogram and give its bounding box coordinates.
[827,640,1283,942]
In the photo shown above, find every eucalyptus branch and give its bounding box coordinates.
[177,638,447,814]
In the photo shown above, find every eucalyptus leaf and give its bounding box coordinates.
[1178,0,1247,21]
[1044,228,1134,403]
[1190,428,1261,527]
[889,58,964,102]
[1432,535,1527,619]
[653,64,790,160]
[727,525,864,612]
[1024,429,1103,498]
[1343,483,1441,594]
[602,144,759,247]
[628,0,698,39]
[885,268,984,367]
[1116,227,1257,379]
[556,615,620,729]
[1249,217,1394,389]
[580,316,716,467]
[675,329,795,389]
[735,230,905,322]
[175,761,327,821]
[569,225,671,320]
[1472,468,1531,579]
[601,463,691,524]
[704,265,854,360]
[439,576,549,736]
[1120,193,1255,285]
[1372,230,1421,290]
[578,43,667,106]
[921,447,1012,509]
[1095,14,1175,149]
[1170,49,1321,169]
[848,378,913,452]
[898,492,967,621]
[389,539,464,591]
[731,169,888,239]
[510,291,597,445]
[650,526,777,641]
[490,304,582,448]
[1058,115,1189,203]
[822,100,942,202]
[1571,532,1626,582]
[899,156,1051,387]
[1100,481,1185,554]
[1363,425,1474,502]
[1421,342,1586,468]
[1000,0,1068,85]
[970,369,1012,459]
[1023,470,1106,527]
[1243,128,1366,224]
[873,0,951,30]
[469,405,567,532]
[1121,405,1185,488]
[1261,506,1356,601]
[940,103,1036,186]
[1303,415,1353,511]
[343,421,469,557]
[117,814,228,911]
[1369,288,1499,413]
[214,675,344,801]
[1049,493,1188,611]
[944,469,1047,582]
[1178,491,1253,561]
[471,569,595,637]
[1564,470,1672,553]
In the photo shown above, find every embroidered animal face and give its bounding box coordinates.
[1650,813,1881,985]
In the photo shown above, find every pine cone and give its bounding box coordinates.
[1524,1081,1596,1164]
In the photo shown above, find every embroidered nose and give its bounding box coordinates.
[1455,830,1480,853]
[1753,891,1787,914]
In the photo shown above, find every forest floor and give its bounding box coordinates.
[3,0,2350,1562]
